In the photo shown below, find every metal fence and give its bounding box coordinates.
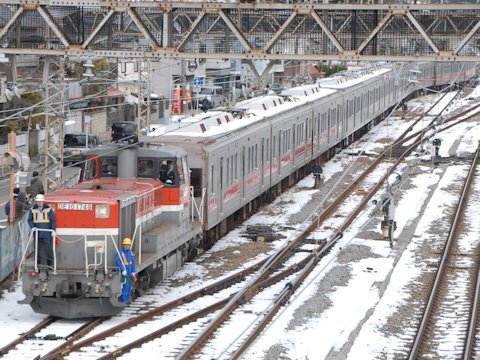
[0,214,31,283]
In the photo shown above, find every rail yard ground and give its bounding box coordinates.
[1,86,480,359]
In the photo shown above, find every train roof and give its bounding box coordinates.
[46,178,161,204]
[84,143,187,159]
[315,67,392,90]
[147,89,337,145]
[148,66,393,146]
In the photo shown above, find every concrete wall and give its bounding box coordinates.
[90,109,108,142]
[65,110,83,133]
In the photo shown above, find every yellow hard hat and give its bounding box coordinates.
[122,238,132,245]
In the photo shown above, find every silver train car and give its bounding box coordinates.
[150,62,476,246]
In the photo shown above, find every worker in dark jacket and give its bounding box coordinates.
[115,237,136,304]
[165,162,175,184]
[16,191,29,214]
[27,194,56,267]
[27,171,44,198]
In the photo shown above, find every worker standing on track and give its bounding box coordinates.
[116,237,137,304]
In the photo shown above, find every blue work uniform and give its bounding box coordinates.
[28,204,56,266]
[115,247,136,303]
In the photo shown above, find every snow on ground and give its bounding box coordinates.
[1,84,480,359]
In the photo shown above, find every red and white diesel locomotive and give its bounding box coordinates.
[20,144,201,318]
[19,62,476,318]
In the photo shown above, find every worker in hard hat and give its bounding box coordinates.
[115,237,137,304]
[27,194,56,267]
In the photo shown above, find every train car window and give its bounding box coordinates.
[272,135,277,159]
[277,131,281,158]
[226,157,230,184]
[177,158,185,185]
[210,164,214,194]
[234,153,238,179]
[255,144,258,169]
[247,146,253,174]
[293,125,297,148]
[137,159,155,178]
[220,157,224,189]
[100,158,117,177]
[266,138,270,161]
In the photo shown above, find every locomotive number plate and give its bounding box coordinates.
[58,203,93,211]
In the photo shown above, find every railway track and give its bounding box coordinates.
[112,103,474,359]
[41,109,400,358]
[0,316,56,356]
[4,92,479,359]
[175,98,480,359]
[408,145,480,359]
[0,316,104,360]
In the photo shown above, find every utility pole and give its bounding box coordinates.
[42,56,65,192]
[137,59,151,137]
[8,131,16,291]
[8,131,15,225]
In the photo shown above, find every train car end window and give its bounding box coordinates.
[100,158,117,177]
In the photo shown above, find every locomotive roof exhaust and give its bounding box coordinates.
[118,147,137,178]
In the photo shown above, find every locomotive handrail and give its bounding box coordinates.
[19,228,57,274]
[84,235,109,277]
[131,223,143,264]
[190,186,206,225]
[110,234,128,274]
[17,229,33,280]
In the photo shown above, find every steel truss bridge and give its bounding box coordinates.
[0,1,480,62]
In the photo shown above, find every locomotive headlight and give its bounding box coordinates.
[95,204,110,218]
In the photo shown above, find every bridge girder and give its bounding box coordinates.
[1,2,480,61]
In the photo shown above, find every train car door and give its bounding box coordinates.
[337,104,342,141]
[292,123,296,167]
[242,146,245,199]
[261,137,265,187]
[327,110,331,145]
[309,116,314,159]
[219,156,223,213]
[278,129,282,176]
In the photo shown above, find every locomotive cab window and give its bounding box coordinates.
[138,159,155,178]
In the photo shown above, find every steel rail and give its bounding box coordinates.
[230,129,427,359]
[0,316,57,356]
[464,251,480,360]
[99,298,231,360]
[408,144,480,360]
[38,317,105,360]
[41,257,268,360]
[177,90,480,359]
[46,88,476,358]
[229,94,480,359]
[41,89,479,360]
[97,247,324,359]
